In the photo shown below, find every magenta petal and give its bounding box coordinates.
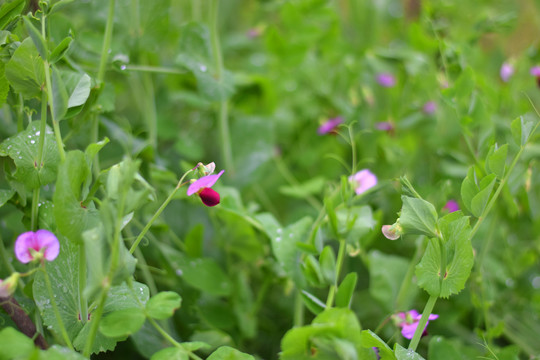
[199,187,221,207]
[15,232,35,263]
[401,323,418,340]
[187,170,225,196]
[376,73,395,87]
[349,169,377,195]
[36,230,60,261]
[318,117,343,135]
[530,66,540,77]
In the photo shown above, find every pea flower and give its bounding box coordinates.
[443,199,459,213]
[15,230,60,264]
[187,170,225,207]
[349,169,377,195]
[0,273,20,298]
[382,223,402,240]
[393,310,439,340]
[376,73,395,87]
[423,101,437,115]
[500,62,514,82]
[318,117,343,135]
[375,121,394,133]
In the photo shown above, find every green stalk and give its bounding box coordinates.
[293,290,304,327]
[78,245,88,324]
[408,294,438,352]
[129,169,193,254]
[31,188,40,231]
[325,238,347,308]
[83,284,109,357]
[125,65,185,74]
[42,265,73,350]
[209,0,233,172]
[97,0,116,84]
[395,236,425,310]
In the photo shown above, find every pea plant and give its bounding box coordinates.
[0,1,539,360]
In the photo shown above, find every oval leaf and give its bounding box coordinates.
[99,308,145,338]
[146,291,182,320]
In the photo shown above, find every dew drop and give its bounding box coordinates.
[276,228,282,234]
[30,140,35,144]
[532,276,540,289]
[35,131,40,136]
[505,278,515,288]
[275,237,281,242]
[199,64,207,72]
[120,65,127,70]
[176,269,183,276]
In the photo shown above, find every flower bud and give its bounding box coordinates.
[0,273,20,298]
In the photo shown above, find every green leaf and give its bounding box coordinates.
[324,195,339,237]
[151,347,189,360]
[300,290,326,315]
[302,255,324,287]
[53,150,98,244]
[51,65,68,120]
[0,188,15,207]
[99,309,145,338]
[394,344,425,360]
[5,37,45,98]
[368,251,410,310]
[335,272,357,308]
[470,174,496,217]
[146,291,182,320]
[0,121,60,189]
[360,330,395,360]
[427,336,462,360]
[415,212,474,298]
[511,115,536,147]
[399,196,439,238]
[0,327,36,359]
[176,257,232,296]
[64,71,91,108]
[486,143,508,179]
[319,246,336,285]
[184,223,203,258]
[176,22,235,101]
[280,177,325,198]
[460,167,478,213]
[23,16,48,59]
[49,35,73,64]
[33,233,150,355]
[41,345,88,359]
[48,0,75,15]
[336,205,376,247]
[0,61,8,107]
[206,346,255,360]
[0,0,25,30]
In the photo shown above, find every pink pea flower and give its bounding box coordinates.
[394,309,439,340]
[376,73,395,87]
[349,169,377,195]
[187,170,225,207]
[318,117,343,135]
[500,62,514,82]
[15,230,60,264]
[375,121,394,133]
[530,66,540,87]
[382,223,402,240]
[423,101,437,115]
[443,200,459,213]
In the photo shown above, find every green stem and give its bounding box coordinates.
[133,246,158,297]
[42,265,73,350]
[17,93,24,132]
[78,244,88,324]
[348,125,357,174]
[293,290,304,327]
[31,188,40,231]
[36,90,48,167]
[395,236,425,310]
[125,65,185,74]
[209,0,233,172]
[325,238,347,308]
[408,294,438,352]
[129,169,193,254]
[97,0,116,84]
[83,284,109,357]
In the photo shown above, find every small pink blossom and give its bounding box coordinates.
[15,230,60,264]
[394,310,439,340]
[376,73,395,87]
[187,170,225,207]
[423,101,437,115]
[375,121,394,132]
[443,200,459,213]
[500,62,514,82]
[349,169,377,195]
[318,117,343,135]
[530,66,540,77]
[0,273,20,297]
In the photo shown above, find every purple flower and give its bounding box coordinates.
[349,169,377,195]
[395,310,439,340]
[375,121,394,133]
[530,66,540,77]
[318,117,343,135]
[187,170,225,207]
[500,62,514,82]
[423,101,437,115]
[376,73,395,87]
[15,230,60,264]
[443,200,459,213]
